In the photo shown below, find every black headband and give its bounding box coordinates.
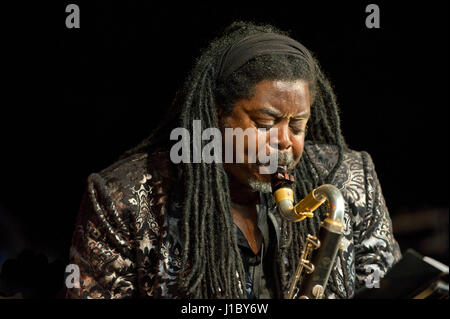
[217,32,315,82]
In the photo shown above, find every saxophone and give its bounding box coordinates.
[271,166,345,299]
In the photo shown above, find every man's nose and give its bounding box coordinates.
[275,124,292,151]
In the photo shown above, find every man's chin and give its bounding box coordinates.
[250,164,273,183]
[248,178,272,194]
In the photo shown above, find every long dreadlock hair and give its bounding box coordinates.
[121,21,348,298]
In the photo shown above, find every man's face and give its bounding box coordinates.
[221,79,311,190]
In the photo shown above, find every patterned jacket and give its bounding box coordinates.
[65,143,402,299]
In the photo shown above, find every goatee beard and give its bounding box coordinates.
[248,178,272,194]
[249,151,296,193]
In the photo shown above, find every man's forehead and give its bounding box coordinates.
[253,79,309,96]
[243,82,309,116]
[249,80,310,108]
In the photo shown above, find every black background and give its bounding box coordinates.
[0,1,448,297]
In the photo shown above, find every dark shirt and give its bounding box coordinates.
[235,193,280,299]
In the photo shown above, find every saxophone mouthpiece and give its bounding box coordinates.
[271,165,295,193]
[271,166,297,221]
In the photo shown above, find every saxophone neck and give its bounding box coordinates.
[306,184,345,233]
[271,168,344,230]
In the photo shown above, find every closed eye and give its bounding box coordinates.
[256,123,274,130]
[289,119,308,134]
[252,117,276,130]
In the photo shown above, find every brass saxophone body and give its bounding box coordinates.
[271,166,345,299]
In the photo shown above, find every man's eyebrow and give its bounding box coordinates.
[257,106,283,117]
[292,111,310,119]
[258,107,310,119]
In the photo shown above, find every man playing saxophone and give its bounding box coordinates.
[66,21,401,299]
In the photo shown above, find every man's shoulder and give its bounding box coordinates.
[88,151,172,195]
[98,152,148,179]
[304,142,373,175]
[304,142,378,209]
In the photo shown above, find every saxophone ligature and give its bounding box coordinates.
[271,166,345,299]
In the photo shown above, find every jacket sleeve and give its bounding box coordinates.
[65,173,136,299]
[354,152,402,290]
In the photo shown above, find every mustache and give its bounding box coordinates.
[277,151,296,170]
[255,151,296,170]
